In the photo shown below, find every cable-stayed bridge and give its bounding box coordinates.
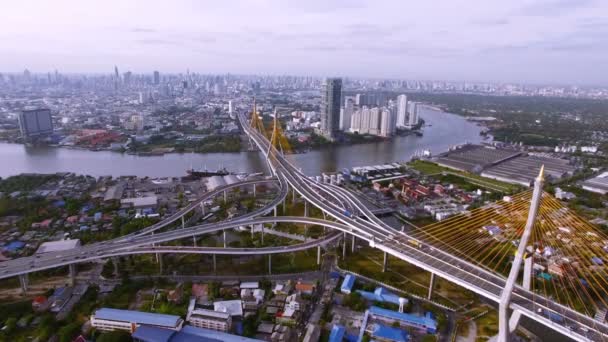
[1,100,608,341]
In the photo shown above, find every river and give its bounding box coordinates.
[0,107,484,178]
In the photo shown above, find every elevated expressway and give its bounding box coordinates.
[0,216,347,281]
[238,110,607,341]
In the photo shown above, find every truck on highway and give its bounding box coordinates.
[538,308,565,324]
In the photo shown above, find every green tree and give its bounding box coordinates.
[58,322,81,342]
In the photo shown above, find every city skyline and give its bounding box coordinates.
[2,0,608,86]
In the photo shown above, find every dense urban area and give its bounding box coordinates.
[1,70,608,342]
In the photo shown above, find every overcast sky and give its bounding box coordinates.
[2,0,607,85]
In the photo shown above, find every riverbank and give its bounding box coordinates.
[0,107,484,178]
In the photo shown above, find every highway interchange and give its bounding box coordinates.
[0,108,605,341]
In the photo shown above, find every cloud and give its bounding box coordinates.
[130,27,157,33]
[513,0,595,16]
[471,18,510,27]
[135,39,181,46]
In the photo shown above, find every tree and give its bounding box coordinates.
[58,322,81,342]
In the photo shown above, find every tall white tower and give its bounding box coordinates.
[498,166,545,342]
[396,94,408,128]
[407,101,418,129]
[341,98,354,131]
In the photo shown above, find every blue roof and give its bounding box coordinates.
[3,241,25,251]
[174,326,263,342]
[329,325,346,342]
[356,287,405,306]
[132,326,176,342]
[93,308,181,328]
[341,274,355,293]
[371,324,409,342]
[369,306,437,332]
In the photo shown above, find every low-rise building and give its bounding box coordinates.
[187,308,232,332]
[91,308,183,332]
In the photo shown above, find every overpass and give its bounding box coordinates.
[238,107,608,342]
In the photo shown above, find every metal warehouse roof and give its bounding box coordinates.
[131,325,176,342]
[369,306,437,330]
[93,308,182,328]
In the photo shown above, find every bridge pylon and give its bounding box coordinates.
[249,98,267,152]
[498,166,545,342]
[267,109,291,158]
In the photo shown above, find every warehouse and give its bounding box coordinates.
[481,155,575,186]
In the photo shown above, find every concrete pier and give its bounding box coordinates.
[317,245,321,265]
[69,264,76,286]
[428,273,436,300]
[268,254,272,275]
[382,252,388,273]
[342,232,347,259]
[19,274,28,295]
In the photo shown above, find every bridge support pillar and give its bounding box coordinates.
[112,257,119,276]
[509,256,533,333]
[351,235,356,253]
[261,224,265,244]
[200,202,205,215]
[342,232,347,259]
[158,254,163,274]
[181,216,185,229]
[19,274,29,295]
[193,235,197,247]
[253,184,256,198]
[268,254,272,275]
[317,245,321,266]
[69,264,76,286]
[224,190,227,203]
[382,252,388,273]
[292,188,296,203]
[428,273,436,300]
[223,230,227,248]
[274,206,277,217]
[155,253,160,264]
[213,254,217,273]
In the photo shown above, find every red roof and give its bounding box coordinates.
[33,296,47,304]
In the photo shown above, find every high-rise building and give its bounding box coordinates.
[396,94,408,128]
[368,107,381,136]
[18,109,53,138]
[153,71,160,85]
[407,102,419,129]
[340,98,354,131]
[320,78,342,141]
[228,100,234,119]
[380,108,393,137]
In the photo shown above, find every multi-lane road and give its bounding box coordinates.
[238,110,606,342]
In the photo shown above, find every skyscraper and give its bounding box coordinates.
[153,71,160,85]
[18,109,53,138]
[407,102,419,129]
[320,78,342,141]
[380,108,393,137]
[396,94,408,128]
[340,98,354,131]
